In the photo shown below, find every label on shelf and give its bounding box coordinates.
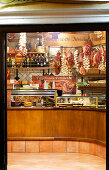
[10,79,14,84]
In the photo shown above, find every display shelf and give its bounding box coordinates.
[78,86,106,91]
[7,52,16,55]
[78,74,106,77]
[7,52,45,55]
[7,66,54,70]
[8,38,19,42]
[27,52,45,54]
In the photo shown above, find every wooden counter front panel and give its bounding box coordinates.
[96,112,106,143]
[7,110,43,137]
[7,109,106,144]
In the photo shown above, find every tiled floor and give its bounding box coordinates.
[7,153,106,170]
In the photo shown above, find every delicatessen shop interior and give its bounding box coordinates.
[7,31,106,159]
[7,31,106,109]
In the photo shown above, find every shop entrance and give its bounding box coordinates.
[0,23,108,170]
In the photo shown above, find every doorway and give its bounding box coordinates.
[0,23,108,170]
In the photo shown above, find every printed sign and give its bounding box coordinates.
[32,76,76,94]
[44,32,106,47]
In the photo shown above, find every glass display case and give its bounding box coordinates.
[7,89,106,109]
[56,96,106,109]
[7,89,59,108]
[98,96,106,108]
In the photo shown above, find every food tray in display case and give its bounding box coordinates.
[56,96,106,109]
[7,89,62,108]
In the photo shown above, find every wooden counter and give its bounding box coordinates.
[8,107,106,112]
[7,108,106,145]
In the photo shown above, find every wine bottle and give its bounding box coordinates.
[8,54,12,67]
[22,56,25,67]
[27,55,29,67]
[46,56,49,67]
[40,54,44,67]
[12,58,15,68]
[35,54,38,67]
[24,55,27,67]
[31,55,33,67]
[43,54,47,67]
[39,54,41,67]
[37,54,40,67]
[33,54,35,67]
[7,57,9,67]
[29,54,31,67]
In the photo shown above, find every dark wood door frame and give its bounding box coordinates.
[0,23,108,170]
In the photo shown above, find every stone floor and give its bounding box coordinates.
[7,153,106,170]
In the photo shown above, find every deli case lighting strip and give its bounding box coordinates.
[57,96,105,98]
[11,94,54,97]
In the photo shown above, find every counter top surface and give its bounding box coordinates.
[7,107,106,112]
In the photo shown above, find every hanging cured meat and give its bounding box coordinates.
[66,52,75,68]
[54,51,62,75]
[90,49,95,68]
[103,49,106,65]
[83,40,92,72]
[98,46,106,71]
[84,40,92,56]
[78,51,84,63]
[80,65,86,75]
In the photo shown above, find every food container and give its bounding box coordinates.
[87,68,99,74]
[11,102,23,107]
[88,80,106,87]
[36,103,42,107]
[24,102,32,107]
[22,81,29,85]
[100,70,106,75]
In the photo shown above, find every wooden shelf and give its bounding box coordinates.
[28,52,45,54]
[7,52,45,55]
[8,38,19,42]
[78,74,106,77]
[7,66,54,70]
[78,86,106,91]
[7,52,16,55]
